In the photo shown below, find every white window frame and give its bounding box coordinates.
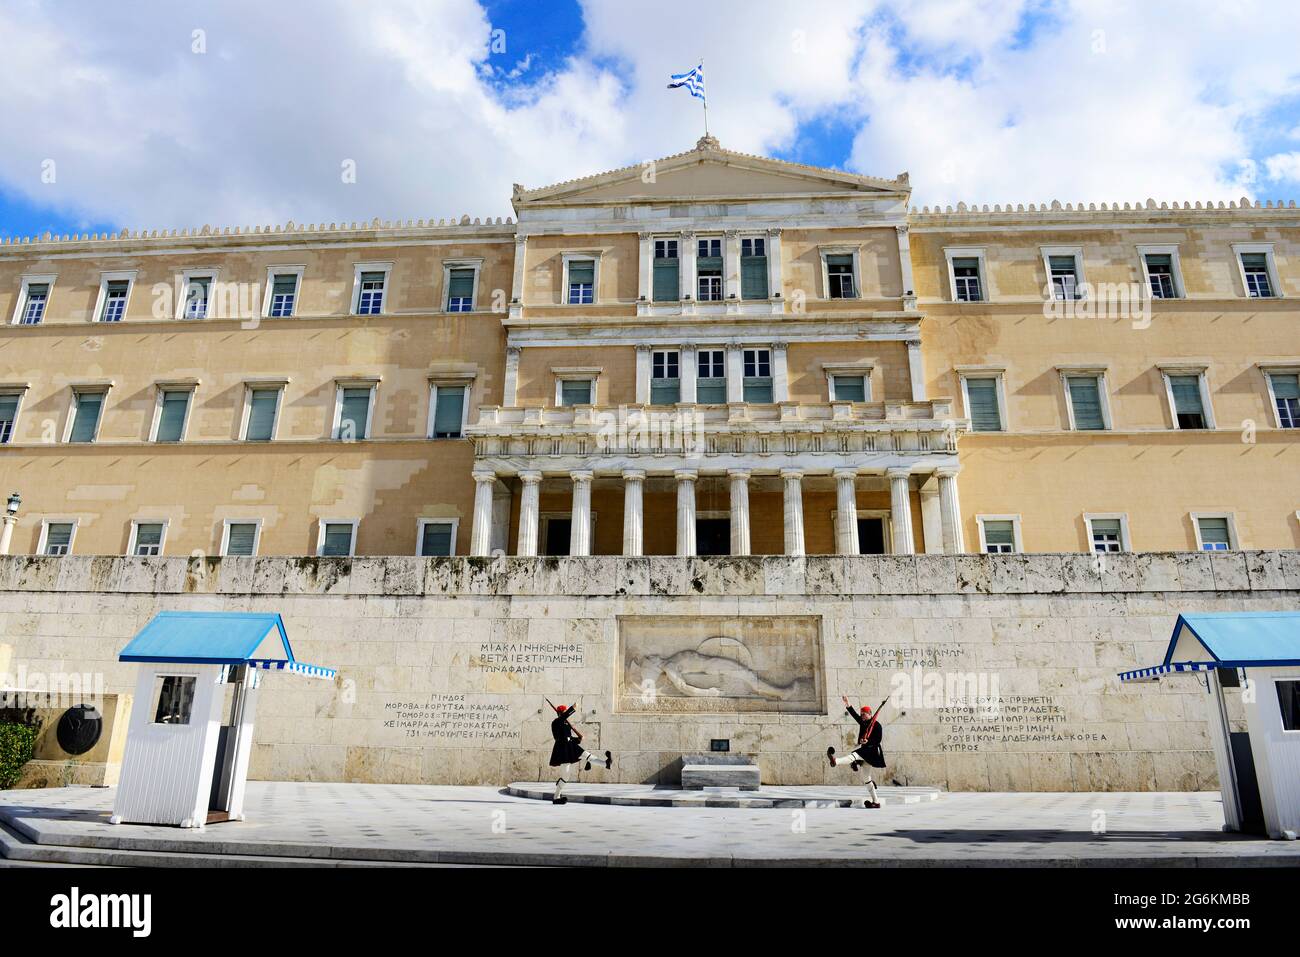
[63,386,111,443]
[553,368,600,407]
[91,270,137,324]
[239,381,286,441]
[220,518,264,557]
[819,246,861,300]
[427,376,474,439]
[0,385,28,444]
[1190,511,1239,551]
[1259,363,1300,429]
[1040,245,1088,300]
[822,362,875,402]
[976,514,1023,554]
[37,519,78,557]
[175,268,220,320]
[1084,512,1131,553]
[127,519,169,557]
[262,265,305,318]
[442,258,483,312]
[1232,243,1282,300]
[1159,365,1216,430]
[415,518,460,557]
[332,380,378,440]
[560,253,600,307]
[351,262,393,315]
[1058,367,1112,431]
[957,368,1009,432]
[943,247,989,302]
[315,518,359,557]
[149,384,196,443]
[1136,244,1185,300]
[11,274,57,325]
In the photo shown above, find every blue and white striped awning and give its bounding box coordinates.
[121,612,336,682]
[1118,661,1220,682]
[247,658,336,680]
[1118,612,1300,683]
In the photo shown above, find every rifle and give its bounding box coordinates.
[861,696,889,744]
[545,697,584,741]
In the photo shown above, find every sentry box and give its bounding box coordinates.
[1120,611,1300,841]
[110,611,335,829]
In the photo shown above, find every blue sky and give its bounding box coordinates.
[2,0,1299,238]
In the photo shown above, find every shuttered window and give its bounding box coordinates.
[1270,373,1299,428]
[268,274,298,317]
[447,268,475,311]
[697,350,726,403]
[68,392,104,443]
[1066,376,1105,430]
[832,375,866,402]
[20,283,48,324]
[952,257,982,301]
[245,389,279,441]
[432,385,466,437]
[1144,254,1176,298]
[982,520,1016,553]
[100,280,130,322]
[357,271,386,314]
[742,349,773,403]
[0,393,19,443]
[560,379,592,406]
[697,239,722,301]
[337,387,372,440]
[1090,518,1123,553]
[1197,517,1231,551]
[133,523,165,556]
[1049,255,1080,300]
[1168,374,1206,429]
[567,260,594,305]
[320,523,354,557]
[224,523,258,557]
[826,254,855,298]
[183,276,211,319]
[651,350,680,404]
[43,523,74,556]
[740,238,768,300]
[965,377,1002,431]
[420,521,455,557]
[155,390,190,442]
[1240,253,1273,298]
[652,239,678,302]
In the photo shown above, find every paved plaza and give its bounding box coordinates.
[2,782,1300,867]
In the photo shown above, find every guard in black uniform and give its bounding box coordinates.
[549,702,612,804]
[826,694,885,807]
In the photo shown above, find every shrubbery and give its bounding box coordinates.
[0,721,39,789]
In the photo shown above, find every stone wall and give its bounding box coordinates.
[1,551,1297,791]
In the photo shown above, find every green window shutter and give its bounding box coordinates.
[1272,374,1300,400]
[321,524,353,556]
[1067,377,1104,429]
[650,379,680,404]
[1169,375,1203,415]
[339,388,371,439]
[272,275,297,296]
[560,380,592,406]
[1091,519,1121,538]
[696,255,722,271]
[1240,253,1267,270]
[246,389,278,441]
[983,520,1015,548]
[134,523,163,554]
[1145,253,1171,269]
[696,379,726,403]
[1198,517,1230,548]
[826,254,853,268]
[832,375,866,402]
[69,393,103,442]
[652,260,679,301]
[448,268,475,299]
[0,394,18,441]
[420,522,454,557]
[742,378,773,403]
[568,261,594,284]
[1048,255,1076,272]
[155,391,190,442]
[45,523,73,553]
[433,386,465,436]
[965,378,1002,431]
[740,256,768,299]
[225,523,257,556]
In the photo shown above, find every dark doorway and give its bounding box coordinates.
[857,517,886,555]
[697,518,730,556]
[544,518,571,556]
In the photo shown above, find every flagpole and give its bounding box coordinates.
[700,57,709,137]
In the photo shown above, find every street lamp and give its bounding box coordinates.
[5,492,19,517]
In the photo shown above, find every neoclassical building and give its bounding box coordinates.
[1,136,1298,561]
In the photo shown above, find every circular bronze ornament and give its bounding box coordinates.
[56,705,103,756]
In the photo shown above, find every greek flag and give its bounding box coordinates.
[667,63,705,102]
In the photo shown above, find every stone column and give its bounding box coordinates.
[766,228,783,300]
[622,469,645,556]
[781,468,805,557]
[637,232,652,302]
[906,338,926,401]
[470,470,496,556]
[728,469,751,556]
[635,344,651,404]
[834,468,860,555]
[887,467,915,555]
[503,346,521,407]
[772,341,789,402]
[0,515,15,556]
[675,469,697,556]
[725,344,744,403]
[936,467,965,554]
[569,470,593,556]
[896,225,916,302]
[510,235,527,306]
[680,231,696,302]
[723,230,741,300]
[680,344,697,403]
[516,470,542,556]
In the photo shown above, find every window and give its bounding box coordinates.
[0,392,21,443]
[566,260,594,305]
[831,375,866,402]
[1142,252,1178,298]
[651,350,680,404]
[697,350,726,403]
[1268,372,1299,428]
[825,254,856,298]
[1239,251,1275,298]
[742,349,773,403]
[131,522,166,557]
[354,268,388,315]
[40,521,75,556]
[317,520,357,557]
[181,273,213,319]
[1087,516,1127,553]
[243,387,281,441]
[962,376,1004,432]
[99,280,130,322]
[221,521,260,557]
[447,268,476,311]
[653,239,679,302]
[559,378,593,407]
[1276,680,1300,732]
[952,257,983,302]
[334,385,374,440]
[1166,373,1209,429]
[740,237,768,299]
[267,272,300,317]
[1195,515,1233,551]
[979,518,1018,554]
[1048,254,1081,300]
[153,390,192,442]
[430,384,467,438]
[16,280,50,324]
[418,519,456,557]
[152,675,196,725]
[1065,374,1107,430]
[697,238,722,301]
[67,391,105,443]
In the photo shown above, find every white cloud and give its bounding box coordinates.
[1264,152,1300,183]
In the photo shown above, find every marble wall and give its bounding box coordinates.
[1,551,1297,791]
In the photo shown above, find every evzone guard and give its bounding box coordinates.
[547,698,612,805]
[826,694,887,808]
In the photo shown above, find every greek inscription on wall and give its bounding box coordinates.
[383,695,518,744]
[472,642,585,674]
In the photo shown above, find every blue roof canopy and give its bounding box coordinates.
[119,612,335,680]
[1119,611,1300,682]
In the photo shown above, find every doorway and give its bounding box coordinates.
[696,517,730,556]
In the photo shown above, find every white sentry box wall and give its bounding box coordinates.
[1243,666,1300,840]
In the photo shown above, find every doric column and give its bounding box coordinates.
[906,338,926,401]
[569,470,593,556]
[887,467,915,555]
[834,468,860,555]
[781,468,805,557]
[675,469,697,556]
[936,467,965,554]
[470,470,496,556]
[516,470,542,556]
[635,345,652,404]
[728,469,751,556]
[622,469,645,557]
[772,341,789,402]
[503,346,521,407]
